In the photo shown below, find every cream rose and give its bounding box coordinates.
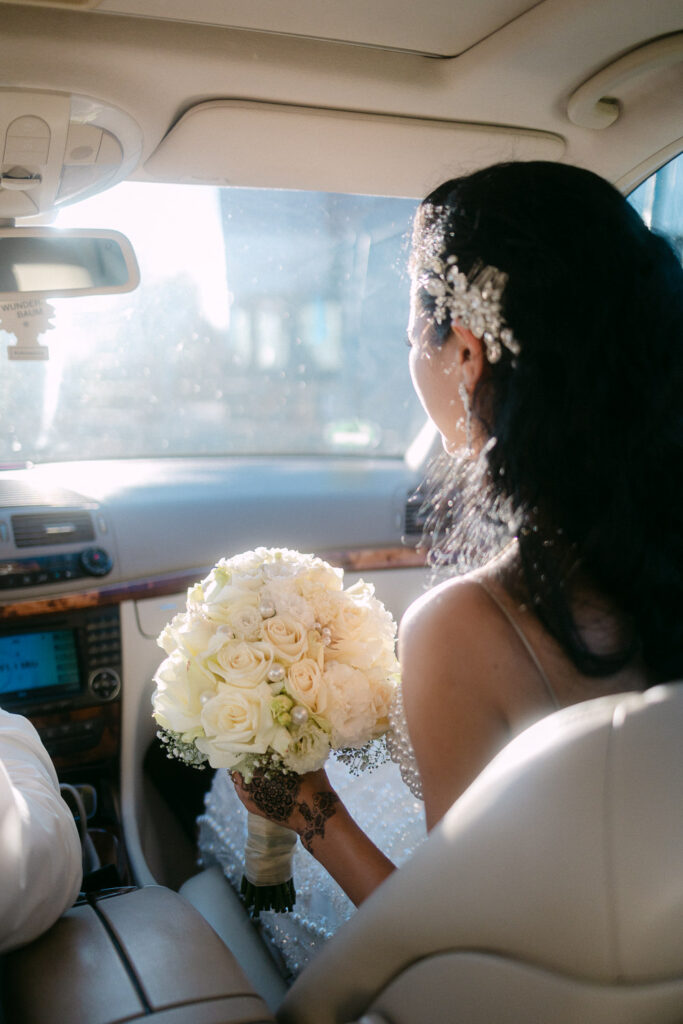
[298,563,343,596]
[202,586,260,626]
[157,611,219,659]
[285,658,326,714]
[196,682,288,768]
[152,649,216,734]
[329,600,384,670]
[207,639,272,687]
[262,613,308,664]
[367,670,399,733]
[346,581,397,635]
[328,584,397,670]
[224,603,263,640]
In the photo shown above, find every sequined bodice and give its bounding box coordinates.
[387,685,424,799]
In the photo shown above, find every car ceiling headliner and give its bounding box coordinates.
[0,0,681,194]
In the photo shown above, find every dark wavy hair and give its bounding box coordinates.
[413,160,683,682]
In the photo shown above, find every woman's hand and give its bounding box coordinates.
[234,766,395,904]
[232,768,340,853]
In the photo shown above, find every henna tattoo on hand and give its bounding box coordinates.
[244,772,300,822]
[296,791,340,853]
[242,773,340,851]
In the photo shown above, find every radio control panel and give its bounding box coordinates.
[0,605,122,715]
[0,547,113,590]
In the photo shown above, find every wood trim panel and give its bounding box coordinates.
[0,546,427,619]
[30,702,120,771]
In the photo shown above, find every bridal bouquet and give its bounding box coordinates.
[152,547,399,913]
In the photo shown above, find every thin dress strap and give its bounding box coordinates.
[475,579,561,710]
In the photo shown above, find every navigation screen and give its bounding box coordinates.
[0,629,80,698]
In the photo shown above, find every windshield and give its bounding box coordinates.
[2,157,681,467]
[0,184,423,464]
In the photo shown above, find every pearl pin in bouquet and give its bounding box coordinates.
[152,547,399,914]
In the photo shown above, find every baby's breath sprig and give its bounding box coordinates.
[156,728,209,770]
[333,737,390,775]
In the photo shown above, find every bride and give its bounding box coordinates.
[198,159,683,975]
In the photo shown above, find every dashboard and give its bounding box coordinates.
[0,457,429,886]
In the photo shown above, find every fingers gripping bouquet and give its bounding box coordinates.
[152,547,399,914]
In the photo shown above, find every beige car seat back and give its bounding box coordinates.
[279,684,683,1024]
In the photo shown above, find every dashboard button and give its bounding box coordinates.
[80,547,113,577]
[88,668,120,701]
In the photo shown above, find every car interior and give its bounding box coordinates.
[0,1,681,1021]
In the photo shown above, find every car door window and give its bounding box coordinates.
[629,152,682,262]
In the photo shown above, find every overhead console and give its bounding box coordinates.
[0,88,142,219]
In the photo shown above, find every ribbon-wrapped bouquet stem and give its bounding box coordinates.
[152,547,399,914]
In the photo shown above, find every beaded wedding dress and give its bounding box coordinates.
[196,689,425,978]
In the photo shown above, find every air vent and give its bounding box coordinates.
[11,510,95,547]
[0,480,96,508]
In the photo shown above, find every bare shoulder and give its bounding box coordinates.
[400,576,507,694]
[401,576,492,643]
[398,577,517,827]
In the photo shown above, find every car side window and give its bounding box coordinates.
[629,152,682,262]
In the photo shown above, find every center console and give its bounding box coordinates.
[0,604,121,764]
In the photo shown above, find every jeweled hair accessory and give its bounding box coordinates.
[411,204,520,364]
[416,255,520,364]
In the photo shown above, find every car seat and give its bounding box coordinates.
[182,683,683,1023]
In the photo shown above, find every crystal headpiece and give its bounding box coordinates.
[411,204,520,363]
[415,255,520,364]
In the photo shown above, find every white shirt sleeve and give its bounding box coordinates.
[0,708,83,953]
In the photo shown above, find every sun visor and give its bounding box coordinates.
[143,100,565,198]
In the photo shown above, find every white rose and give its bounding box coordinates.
[345,581,397,640]
[185,581,205,610]
[224,603,263,640]
[286,658,326,714]
[262,613,308,664]
[328,605,384,671]
[196,682,287,768]
[367,670,399,734]
[207,639,272,687]
[157,612,185,655]
[202,586,260,626]
[333,635,393,672]
[345,583,396,639]
[152,649,216,734]
[232,546,298,577]
[157,610,219,658]
[328,584,397,670]
[322,660,375,748]
[299,563,344,596]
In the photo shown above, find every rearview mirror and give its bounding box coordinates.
[0,228,140,298]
